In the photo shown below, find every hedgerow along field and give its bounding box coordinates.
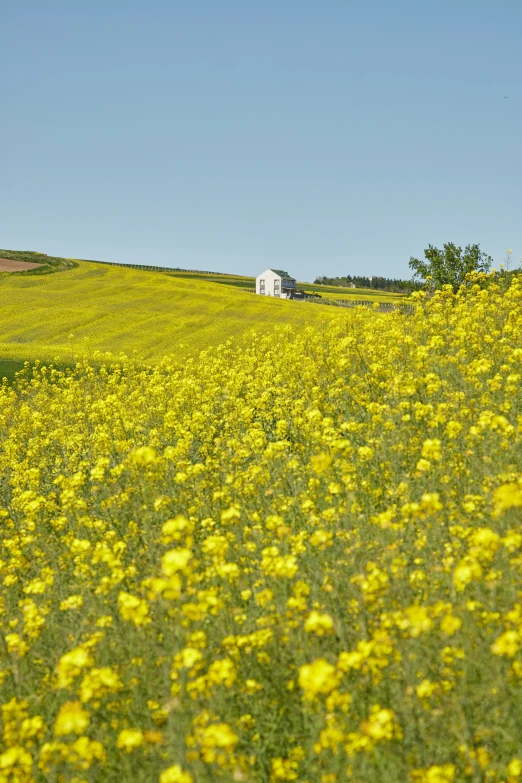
[2,266,522,782]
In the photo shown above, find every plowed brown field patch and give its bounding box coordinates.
[0,258,42,272]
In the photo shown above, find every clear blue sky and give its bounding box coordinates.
[2,1,521,281]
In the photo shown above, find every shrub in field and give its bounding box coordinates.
[409,242,493,291]
[1,273,522,781]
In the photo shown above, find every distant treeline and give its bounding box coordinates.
[314,274,422,293]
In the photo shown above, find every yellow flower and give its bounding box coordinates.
[453,559,482,591]
[360,705,400,741]
[198,723,238,750]
[271,756,299,781]
[309,529,333,548]
[468,527,500,561]
[54,701,90,736]
[421,439,442,461]
[245,679,262,694]
[399,605,432,637]
[118,591,151,626]
[171,647,203,673]
[202,535,229,557]
[161,515,192,543]
[220,506,241,523]
[304,611,334,636]
[416,679,438,700]
[310,453,332,474]
[67,735,106,767]
[260,547,298,578]
[130,446,158,466]
[56,647,94,688]
[298,659,338,700]
[0,746,33,777]
[79,667,123,703]
[4,633,29,658]
[255,588,274,607]
[411,764,456,782]
[440,614,462,636]
[161,548,193,576]
[491,630,519,658]
[493,483,522,515]
[117,728,144,752]
[23,579,47,594]
[159,764,193,783]
[207,657,237,687]
[60,595,84,610]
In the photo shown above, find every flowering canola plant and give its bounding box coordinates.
[1,274,522,781]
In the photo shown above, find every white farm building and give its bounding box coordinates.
[256,269,297,298]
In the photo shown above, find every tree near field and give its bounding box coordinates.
[409,242,493,291]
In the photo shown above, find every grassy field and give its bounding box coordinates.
[2,273,522,782]
[0,259,359,366]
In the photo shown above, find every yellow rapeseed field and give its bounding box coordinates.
[2,272,522,782]
[0,261,347,364]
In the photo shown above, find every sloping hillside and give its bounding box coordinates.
[0,259,353,365]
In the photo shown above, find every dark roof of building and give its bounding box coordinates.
[269,269,294,279]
